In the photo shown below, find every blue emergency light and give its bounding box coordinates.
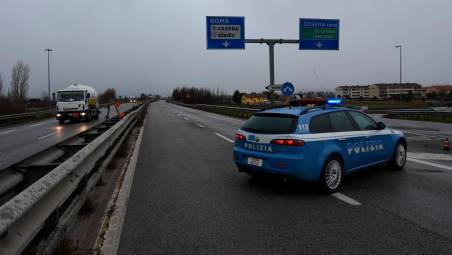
[327,98,342,106]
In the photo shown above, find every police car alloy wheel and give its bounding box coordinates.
[391,141,406,170]
[321,156,343,193]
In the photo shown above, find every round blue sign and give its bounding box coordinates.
[281,82,295,96]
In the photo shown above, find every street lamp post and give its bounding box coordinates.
[44,48,53,107]
[395,45,402,101]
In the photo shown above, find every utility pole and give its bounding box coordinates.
[395,45,402,101]
[44,48,53,107]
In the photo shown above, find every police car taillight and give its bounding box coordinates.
[271,139,305,146]
[235,133,246,141]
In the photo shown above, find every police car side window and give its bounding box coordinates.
[328,111,357,132]
[309,114,334,133]
[348,111,377,130]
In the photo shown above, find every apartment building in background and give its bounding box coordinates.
[425,85,452,95]
[336,83,424,99]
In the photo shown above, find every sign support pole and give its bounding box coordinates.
[245,39,298,103]
[268,43,275,103]
[268,43,275,86]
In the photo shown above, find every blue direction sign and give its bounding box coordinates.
[206,16,245,49]
[299,18,339,50]
[281,82,295,96]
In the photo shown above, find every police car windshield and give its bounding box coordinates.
[242,113,298,134]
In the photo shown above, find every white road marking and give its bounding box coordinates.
[170,104,245,124]
[407,152,452,161]
[400,130,437,138]
[197,123,204,128]
[407,157,452,172]
[0,129,16,135]
[96,123,146,254]
[183,117,189,121]
[400,129,452,139]
[331,192,362,206]
[29,122,46,128]
[214,132,234,143]
[38,131,59,140]
[406,136,433,142]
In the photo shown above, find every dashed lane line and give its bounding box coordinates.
[38,131,59,140]
[214,132,234,143]
[29,122,46,128]
[0,129,16,135]
[183,117,189,121]
[331,192,362,206]
[197,123,205,128]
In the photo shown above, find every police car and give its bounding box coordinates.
[233,99,407,193]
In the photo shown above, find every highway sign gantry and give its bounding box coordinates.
[206,16,245,49]
[299,18,339,50]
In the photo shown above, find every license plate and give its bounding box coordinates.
[247,157,263,167]
[73,113,80,117]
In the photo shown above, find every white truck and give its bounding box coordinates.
[56,84,100,124]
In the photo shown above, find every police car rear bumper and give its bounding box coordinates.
[233,146,321,182]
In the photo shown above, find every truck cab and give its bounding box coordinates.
[56,84,99,124]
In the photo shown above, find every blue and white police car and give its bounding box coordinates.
[233,99,407,193]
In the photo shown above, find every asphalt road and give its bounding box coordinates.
[118,101,452,254]
[0,103,134,170]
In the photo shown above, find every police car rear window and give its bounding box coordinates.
[329,111,357,132]
[310,114,334,133]
[242,113,298,134]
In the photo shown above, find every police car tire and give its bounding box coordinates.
[390,141,407,170]
[320,156,344,194]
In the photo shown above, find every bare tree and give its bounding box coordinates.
[10,61,30,104]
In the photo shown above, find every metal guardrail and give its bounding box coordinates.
[0,102,147,255]
[172,102,259,119]
[0,104,112,122]
[193,104,260,111]
[173,102,452,118]
[389,109,452,115]
[386,109,452,123]
[0,110,55,121]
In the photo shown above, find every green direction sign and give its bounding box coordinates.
[299,18,339,50]
[302,28,337,40]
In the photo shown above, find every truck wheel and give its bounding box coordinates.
[58,119,65,125]
[319,156,344,194]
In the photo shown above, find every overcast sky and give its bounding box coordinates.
[1,0,452,97]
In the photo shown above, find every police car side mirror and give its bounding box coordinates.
[377,122,386,130]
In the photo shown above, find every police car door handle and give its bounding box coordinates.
[364,136,371,139]
[338,138,347,142]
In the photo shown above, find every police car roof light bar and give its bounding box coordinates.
[290,98,328,107]
[326,98,342,106]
